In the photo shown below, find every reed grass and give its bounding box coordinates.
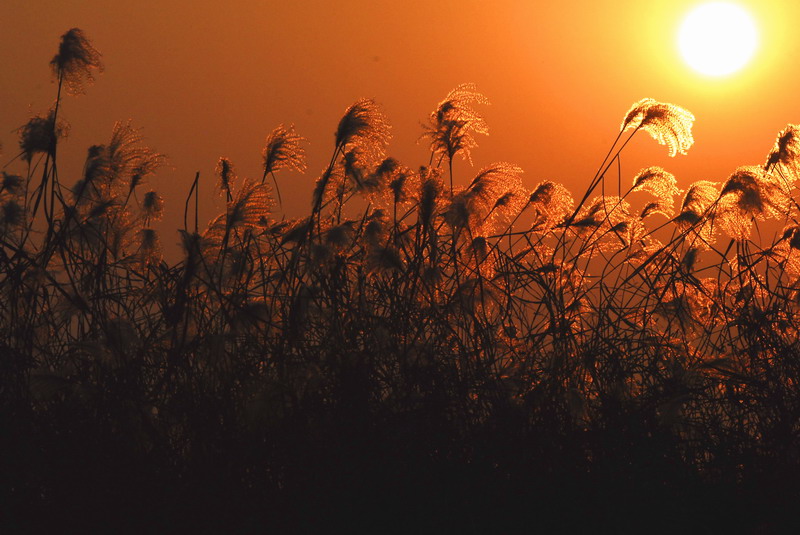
[3,29,800,533]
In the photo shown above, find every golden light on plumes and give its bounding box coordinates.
[621,98,695,157]
[423,83,489,166]
[50,28,103,95]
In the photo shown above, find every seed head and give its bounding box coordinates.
[18,109,69,162]
[50,28,103,96]
[263,124,307,176]
[622,98,695,157]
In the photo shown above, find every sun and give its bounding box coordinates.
[678,2,759,77]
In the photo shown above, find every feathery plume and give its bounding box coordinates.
[262,124,306,206]
[467,162,525,233]
[388,165,420,206]
[720,165,789,220]
[227,179,274,229]
[18,109,69,162]
[335,98,391,163]
[358,157,396,197]
[50,28,103,96]
[216,157,237,199]
[423,83,489,165]
[137,228,162,266]
[106,121,164,187]
[529,181,574,230]
[621,98,695,157]
[142,190,163,221]
[418,168,445,227]
[1,173,24,196]
[765,124,800,180]
[631,166,682,214]
[262,124,307,176]
[675,180,721,246]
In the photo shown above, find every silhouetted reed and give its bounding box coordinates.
[4,28,800,533]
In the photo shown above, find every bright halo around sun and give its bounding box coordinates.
[678,3,758,77]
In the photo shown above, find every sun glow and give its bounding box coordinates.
[678,3,758,77]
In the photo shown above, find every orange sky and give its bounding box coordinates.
[3,0,800,247]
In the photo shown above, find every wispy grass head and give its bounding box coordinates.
[216,157,237,199]
[263,124,307,176]
[675,180,720,245]
[335,98,391,162]
[631,166,682,214]
[50,28,103,96]
[528,181,574,230]
[107,121,165,188]
[1,172,24,196]
[137,228,162,266]
[227,179,274,229]
[142,190,163,222]
[622,98,695,157]
[424,83,489,165]
[720,165,788,218]
[765,124,800,178]
[18,109,69,162]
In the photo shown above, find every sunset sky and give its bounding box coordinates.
[3,0,800,244]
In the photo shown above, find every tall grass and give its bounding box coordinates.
[3,29,800,533]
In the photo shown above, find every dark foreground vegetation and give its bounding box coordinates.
[3,29,800,533]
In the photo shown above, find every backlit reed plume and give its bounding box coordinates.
[1,173,24,196]
[1,200,24,233]
[357,157,397,198]
[216,157,237,201]
[675,180,720,245]
[445,162,524,235]
[142,190,163,222]
[717,166,790,240]
[528,181,574,230]
[50,28,103,96]
[18,109,69,162]
[468,235,495,277]
[720,166,789,219]
[423,83,489,166]
[106,121,165,189]
[262,124,306,206]
[325,221,355,250]
[137,228,162,266]
[631,166,682,214]
[387,164,420,207]
[621,98,695,157]
[365,244,404,275]
[335,98,391,163]
[418,167,445,227]
[312,165,346,212]
[765,124,800,180]
[227,179,274,229]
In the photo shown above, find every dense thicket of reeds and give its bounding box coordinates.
[3,29,800,533]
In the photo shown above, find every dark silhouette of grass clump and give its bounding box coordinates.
[3,29,800,534]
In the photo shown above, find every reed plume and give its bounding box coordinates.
[335,98,391,162]
[453,162,525,235]
[262,124,306,206]
[675,180,721,246]
[106,121,165,188]
[423,83,489,166]
[216,157,237,201]
[528,181,574,230]
[18,109,69,162]
[631,166,682,214]
[622,98,695,157]
[227,179,274,229]
[50,28,103,96]
[142,190,163,222]
[765,124,800,180]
